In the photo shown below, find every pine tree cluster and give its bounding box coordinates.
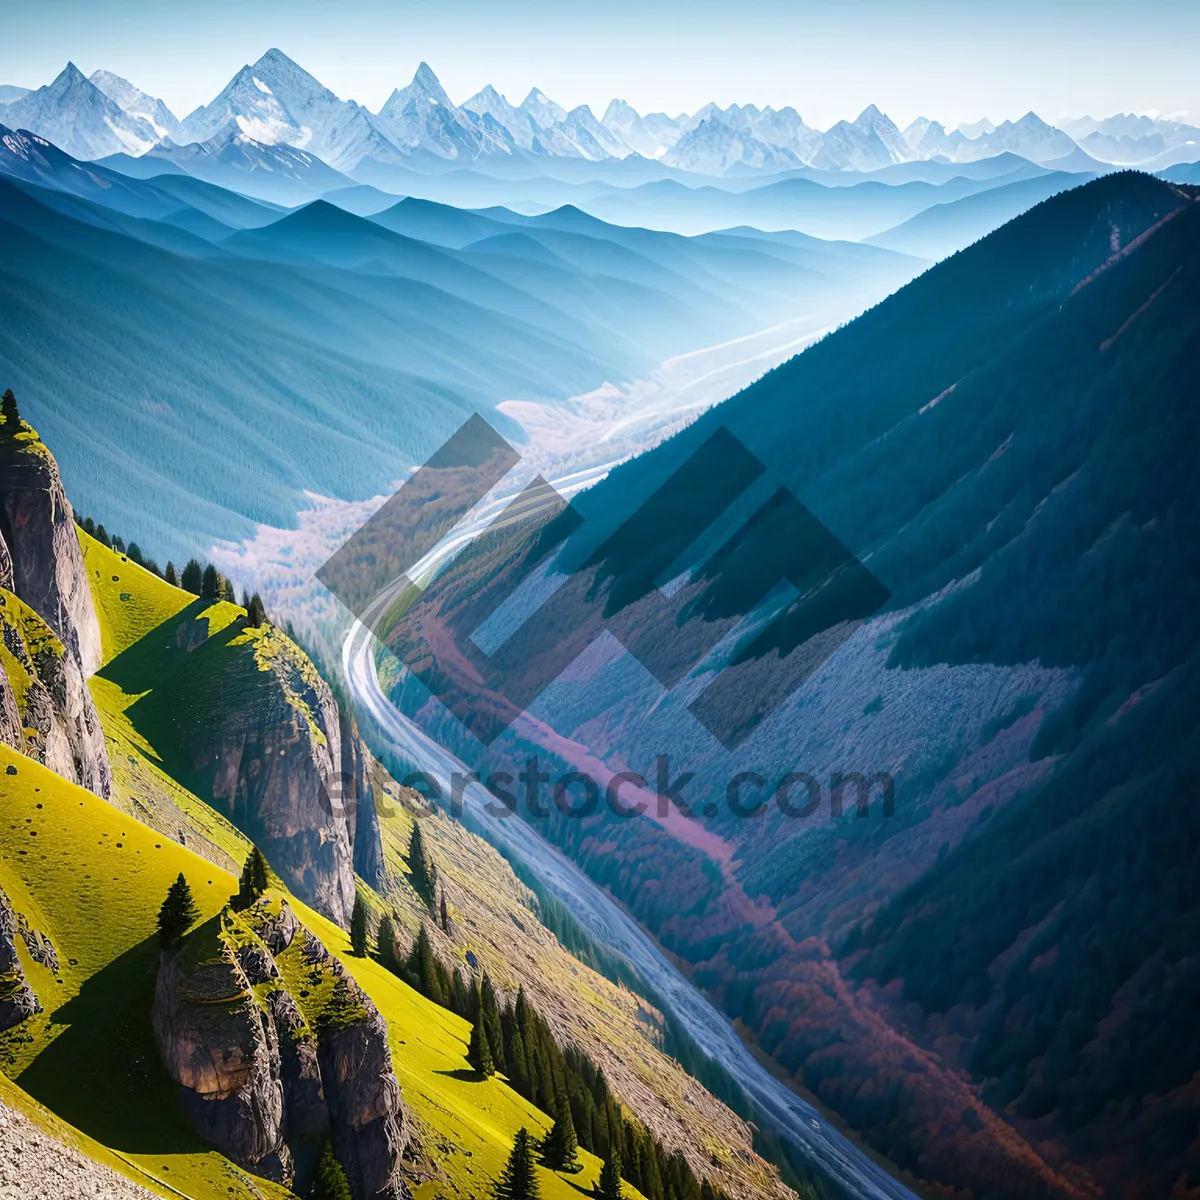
[371,908,722,1200]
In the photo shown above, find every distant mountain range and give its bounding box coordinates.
[0,119,921,546]
[3,50,1198,179]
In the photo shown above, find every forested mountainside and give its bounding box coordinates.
[382,172,1200,1198]
[0,414,794,1200]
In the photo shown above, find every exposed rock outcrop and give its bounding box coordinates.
[0,426,110,798]
[299,930,409,1200]
[341,711,386,892]
[0,587,110,796]
[16,916,58,973]
[0,427,102,676]
[155,900,410,1199]
[143,624,356,926]
[0,886,40,1032]
[152,917,291,1185]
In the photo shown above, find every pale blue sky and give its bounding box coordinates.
[3,0,1196,129]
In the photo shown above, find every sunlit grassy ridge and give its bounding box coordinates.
[0,745,637,1199]
[79,532,193,664]
[0,743,288,1200]
[79,529,253,871]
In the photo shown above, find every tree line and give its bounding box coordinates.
[353,825,727,1200]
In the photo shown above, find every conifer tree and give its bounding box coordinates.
[439,887,450,933]
[541,1093,581,1172]
[83,517,95,536]
[234,847,269,909]
[127,542,143,565]
[201,562,219,599]
[181,558,202,595]
[157,872,200,947]
[350,894,368,955]
[409,922,445,1006]
[508,1025,531,1096]
[451,966,470,1016]
[407,821,438,908]
[312,1137,353,1200]
[95,524,110,548]
[597,1150,623,1200]
[164,561,178,587]
[221,577,236,603]
[467,1005,495,1077]
[480,972,506,1073]
[113,535,125,553]
[494,1127,539,1199]
[377,911,397,969]
[1,389,19,429]
[247,593,267,628]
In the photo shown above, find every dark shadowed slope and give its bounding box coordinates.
[419,171,1200,1199]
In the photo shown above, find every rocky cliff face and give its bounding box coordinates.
[154,897,410,1199]
[153,919,291,1184]
[0,585,110,796]
[142,621,358,926]
[341,711,386,892]
[0,428,102,676]
[299,928,408,1200]
[0,422,110,799]
[0,885,40,1032]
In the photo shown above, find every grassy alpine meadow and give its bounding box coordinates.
[0,743,283,1199]
[0,745,639,1199]
[79,531,195,664]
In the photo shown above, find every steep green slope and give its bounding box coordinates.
[79,531,194,663]
[0,744,648,1200]
[79,531,253,871]
[75,528,778,1198]
[0,745,290,1200]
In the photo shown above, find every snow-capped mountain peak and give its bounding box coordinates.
[601,98,687,158]
[376,63,511,160]
[461,84,547,151]
[177,48,407,171]
[851,104,910,161]
[520,88,568,130]
[2,61,160,160]
[89,69,181,140]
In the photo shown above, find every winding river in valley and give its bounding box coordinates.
[339,310,918,1200]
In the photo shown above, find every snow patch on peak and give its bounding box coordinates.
[253,77,273,94]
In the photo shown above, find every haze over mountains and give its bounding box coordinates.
[0,120,923,553]
[1,8,1198,1199]
[3,49,1197,184]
